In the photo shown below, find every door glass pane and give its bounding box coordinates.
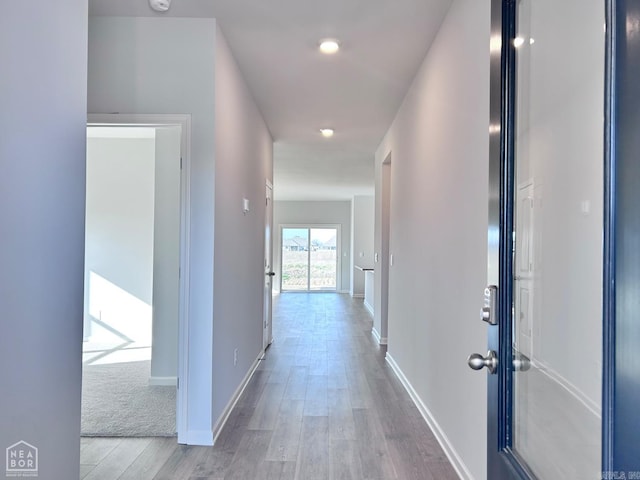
[512,0,603,478]
[309,228,337,291]
[281,228,309,291]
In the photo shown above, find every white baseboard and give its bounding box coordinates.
[352,293,365,298]
[212,350,263,445]
[371,327,388,346]
[386,353,473,480]
[339,289,350,294]
[363,299,374,317]
[533,357,601,418]
[149,376,177,386]
[371,327,381,344]
[185,430,214,446]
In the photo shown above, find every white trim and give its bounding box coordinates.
[263,182,274,350]
[371,327,381,344]
[351,293,365,298]
[533,357,602,418]
[88,113,192,445]
[338,289,350,294]
[212,351,264,445]
[149,376,178,386]
[185,430,214,446]
[370,327,387,345]
[386,353,473,480]
[364,299,374,317]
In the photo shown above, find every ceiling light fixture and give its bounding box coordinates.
[513,37,525,48]
[319,39,340,55]
[320,128,335,138]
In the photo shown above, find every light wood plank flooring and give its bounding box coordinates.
[81,293,459,480]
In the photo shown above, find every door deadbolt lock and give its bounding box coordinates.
[481,285,498,325]
[467,350,498,374]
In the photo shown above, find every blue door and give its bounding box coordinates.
[469,0,640,478]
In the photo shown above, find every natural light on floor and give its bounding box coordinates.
[83,271,152,366]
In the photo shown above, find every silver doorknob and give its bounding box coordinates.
[512,351,531,372]
[467,351,498,374]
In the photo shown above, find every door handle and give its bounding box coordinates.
[467,350,498,374]
[512,350,531,372]
[266,272,275,276]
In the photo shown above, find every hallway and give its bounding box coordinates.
[80,294,458,479]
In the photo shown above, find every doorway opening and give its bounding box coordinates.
[378,154,392,345]
[263,181,274,349]
[280,225,340,292]
[82,115,190,442]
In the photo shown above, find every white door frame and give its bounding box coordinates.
[263,181,274,349]
[87,113,191,444]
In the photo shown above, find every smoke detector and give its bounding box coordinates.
[149,0,171,12]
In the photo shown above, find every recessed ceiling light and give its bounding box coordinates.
[319,39,340,55]
[320,128,334,138]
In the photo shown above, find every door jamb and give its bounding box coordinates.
[87,113,191,444]
[263,180,274,350]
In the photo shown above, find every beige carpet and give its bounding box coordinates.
[81,360,176,437]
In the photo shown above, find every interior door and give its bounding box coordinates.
[469,0,613,477]
[263,183,274,349]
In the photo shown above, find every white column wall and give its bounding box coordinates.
[0,2,87,478]
[212,27,273,427]
[350,195,375,297]
[375,0,490,477]
[88,16,217,442]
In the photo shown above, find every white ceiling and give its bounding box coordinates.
[89,0,453,201]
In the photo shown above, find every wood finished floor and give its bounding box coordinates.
[80,293,459,480]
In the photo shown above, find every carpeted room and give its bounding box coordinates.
[81,126,180,438]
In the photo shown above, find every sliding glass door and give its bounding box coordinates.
[281,228,309,291]
[281,226,338,292]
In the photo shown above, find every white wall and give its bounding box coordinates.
[374,0,489,478]
[85,134,156,352]
[88,15,216,442]
[0,2,87,478]
[273,201,352,293]
[88,15,272,444]
[350,195,375,296]
[85,127,181,382]
[212,28,273,427]
[151,126,182,382]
